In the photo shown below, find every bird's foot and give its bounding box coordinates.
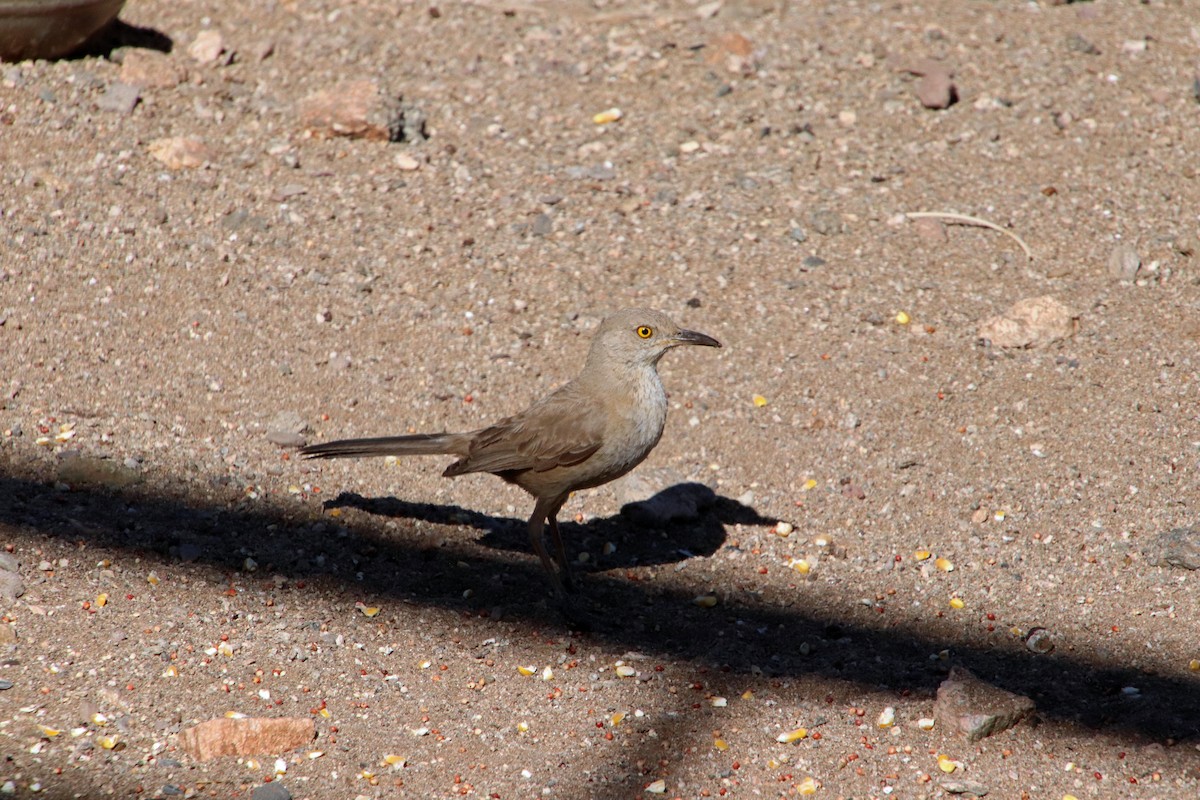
[555,592,595,631]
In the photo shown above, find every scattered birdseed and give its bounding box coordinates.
[776,727,808,743]
[274,758,287,774]
[517,722,530,733]
[692,594,718,608]
[162,666,178,677]
[937,754,961,773]
[383,754,406,770]
[935,557,954,572]
[753,394,768,407]
[895,311,911,325]
[1189,659,1200,671]
[797,776,818,795]
[517,665,537,676]
[877,707,895,728]
[225,711,247,719]
[993,510,1007,521]
[801,479,817,491]
[359,605,380,618]
[788,558,811,575]
[917,718,935,731]
[419,660,432,669]
[774,521,794,536]
[949,597,965,609]
[914,550,931,561]
[615,665,636,678]
[307,751,325,759]
[709,696,727,708]
[37,726,60,738]
[147,572,160,586]
[94,593,108,608]
[714,738,729,750]
[592,107,622,124]
[541,666,554,681]
[645,779,666,793]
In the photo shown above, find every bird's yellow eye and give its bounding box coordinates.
[636,326,653,339]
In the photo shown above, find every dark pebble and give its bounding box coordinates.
[251,783,292,800]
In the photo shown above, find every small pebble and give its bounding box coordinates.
[1107,243,1141,281]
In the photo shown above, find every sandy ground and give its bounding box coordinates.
[2,0,1200,798]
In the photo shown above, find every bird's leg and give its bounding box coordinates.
[547,510,575,593]
[527,497,567,598]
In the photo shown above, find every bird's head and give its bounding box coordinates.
[587,308,722,369]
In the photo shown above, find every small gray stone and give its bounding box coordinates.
[0,552,18,573]
[0,570,24,602]
[267,411,308,437]
[97,82,141,114]
[1108,243,1141,281]
[1067,33,1100,55]
[941,779,989,796]
[251,783,292,800]
[266,430,306,447]
[789,226,807,243]
[0,679,13,690]
[1143,527,1200,570]
[531,213,553,237]
[807,208,844,236]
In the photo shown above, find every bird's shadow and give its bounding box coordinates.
[73,18,173,59]
[321,482,773,573]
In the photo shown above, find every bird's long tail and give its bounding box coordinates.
[298,433,470,460]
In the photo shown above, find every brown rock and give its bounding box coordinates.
[935,667,1035,742]
[298,80,403,142]
[148,137,214,170]
[705,32,757,74]
[119,51,185,90]
[178,717,315,761]
[912,217,948,243]
[977,296,1076,349]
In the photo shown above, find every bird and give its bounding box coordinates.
[298,308,722,600]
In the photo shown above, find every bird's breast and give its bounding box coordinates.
[598,368,668,476]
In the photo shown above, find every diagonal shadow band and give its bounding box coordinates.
[1,464,1198,748]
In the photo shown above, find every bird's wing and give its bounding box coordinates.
[444,385,605,477]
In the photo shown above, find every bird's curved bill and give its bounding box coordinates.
[674,329,722,348]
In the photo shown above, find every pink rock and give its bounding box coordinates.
[904,58,956,109]
[119,51,185,90]
[977,296,1076,349]
[178,717,316,761]
[935,667,1035,742]
[298,80,403,141]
